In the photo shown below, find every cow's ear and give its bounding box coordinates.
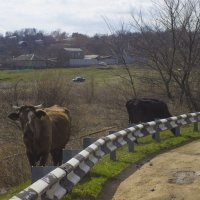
[8,112,19,121]
[35,110,46,119]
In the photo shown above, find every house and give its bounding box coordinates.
[18,41,28,48]
[69,54,118,67]
[98,55,118,65]
[12,54,49,69]
[84,55,100,60]
[64,48,84,59]
[35,39,44,45]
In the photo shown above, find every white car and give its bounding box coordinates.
[98,62,107,66]
[72,76,86,82]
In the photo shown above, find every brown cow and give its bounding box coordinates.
[8,104,71,166]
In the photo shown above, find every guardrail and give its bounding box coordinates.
[10,112,200,200]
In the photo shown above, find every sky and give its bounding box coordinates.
[0,0,153,36]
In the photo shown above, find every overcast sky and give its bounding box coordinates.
[0,0,153,36]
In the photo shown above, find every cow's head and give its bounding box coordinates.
[8,104,46,139]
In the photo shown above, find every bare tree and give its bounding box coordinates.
[104,19,138,98]
[131,0,200,111]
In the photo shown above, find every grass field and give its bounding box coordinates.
[0,65,155,84]
[1,125,200,200]
[0,66,119,81]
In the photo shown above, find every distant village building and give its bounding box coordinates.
[98,55,118,65]
[84,55,99,60]
[18,41,28,47]
[123,55,135,64]
[9,47,135,69]
[70,57,98,66]
[64,48,84,59]
[69,53,118,67]
[8,36,17,40]
[35,39,44,45]
[12,54,54,69]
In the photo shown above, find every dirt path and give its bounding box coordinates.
[99,140,200,200]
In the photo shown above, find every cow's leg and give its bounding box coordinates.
[27,152,36,166]
[51,150,57,165]
[51,149,63,166]
[57,149,63,165]
[39,153,49,166]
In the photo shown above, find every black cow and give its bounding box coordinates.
[126,98,176,135]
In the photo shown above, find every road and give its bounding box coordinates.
[99,140,200,200]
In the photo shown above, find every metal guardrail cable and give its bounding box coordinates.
[79,126,117,138]
[10,112,200,200]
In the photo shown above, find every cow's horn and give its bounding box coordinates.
[34,104,43,109]
[12,105,20,109]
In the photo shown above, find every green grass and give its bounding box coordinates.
[0,65,152,84]
[0,66,115,81]
[0,181,30,200]
[2,125,200,200]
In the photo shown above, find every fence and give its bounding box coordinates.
[10,112,200,200]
